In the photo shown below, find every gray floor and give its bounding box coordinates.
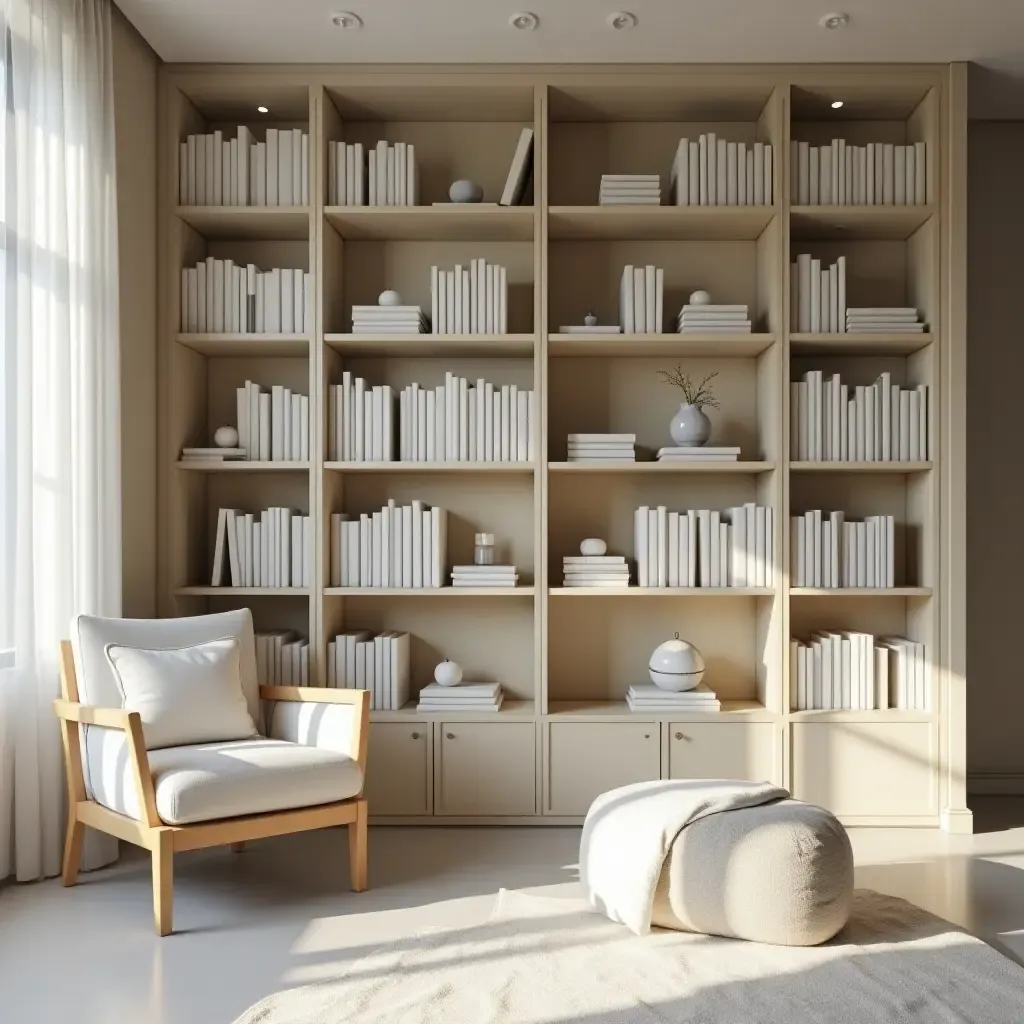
[2,798,1024,1024]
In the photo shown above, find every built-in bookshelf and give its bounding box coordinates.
[158,67,967,831]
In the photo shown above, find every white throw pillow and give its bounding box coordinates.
[105,636,257,750]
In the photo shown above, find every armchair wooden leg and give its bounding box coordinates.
[61,813,85,887]
[152,831,174,936]
[348,798,368,892]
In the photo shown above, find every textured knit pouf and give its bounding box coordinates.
[651,798,853,946]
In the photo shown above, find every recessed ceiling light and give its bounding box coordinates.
[831,100,844,109]
[331,11,362,29]
[509,11,539,30]
[257,105,269,113]
[607,11,638,29]
[819,12,850,29]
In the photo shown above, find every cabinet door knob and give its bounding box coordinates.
[446,732,455,740]
[644,733,651,739]
[411,732,420,740]
[675,731,683,740]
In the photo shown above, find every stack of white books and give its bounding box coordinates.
[235,381,309,462]
[845,308,924,334]
[211,507,311,588]
[791,633,928,711]
[626,683,720,712]
[670,136,774,206]
[417,682,504,713]
[676,304,751,334]
[255,632,309,687]
[599,174,661,205]
[562,554,631,587]
[327,374,394,462]
[180,260,310,335]
[792,254,847,334]
[790,141,929,206]
[635,504,773,588]
[619,264,664,334]
[558,324,622,335]
[327,141,365,205]
[791,371,928,462]
[567,433,635,463]
[431,260,507,335]
[178,127,308,207]
[351,305,428,335]
[181,447,247,463]
[790,511,895,588]
[329,500,447,588]
[451,565,518,588]
[327,631,411,710]
[657,446,740,462]
[327,141,419,207]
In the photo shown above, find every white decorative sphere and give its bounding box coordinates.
[580,537,607,556]
[689,290,712,306]
[214,425,239,448]
[649,634,705,691]
[378,289,403,307]
[433,659,463,687]
[449,179,484,203]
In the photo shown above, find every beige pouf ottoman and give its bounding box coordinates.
[651,797,853,946]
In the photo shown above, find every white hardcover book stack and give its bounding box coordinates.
[657,446,740,463]
[181,447,247,463]
[618,265,664,333]
[567,433,635,463]
[670,135,773,206]
[451,565,518,588]
[234,380,310,462]
[676,304,751,334]
[327,631,411,710]
[790,140,929,206]
[417,681,504,713]
[431,261,508,335]
[789,510,895,588]
[255,632,310,686]
[351,304,428,335]
[562,554,630,587]
[326,141,367,205]
[210,507,311,588]
[327,500,447,588]
[599,173,661,205]
[558,324,622,335]
[361,141,419,206]
[626,682,721,712]
[845,307,924,334]
[327,374,394,462]
[791,254,847,334]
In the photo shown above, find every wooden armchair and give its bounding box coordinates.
[54,610,369,936]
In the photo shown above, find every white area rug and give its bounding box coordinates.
[236,888,1024,1023]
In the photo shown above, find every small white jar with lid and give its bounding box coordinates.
[474,533,496,566]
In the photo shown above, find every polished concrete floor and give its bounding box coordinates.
[2,798,1024,1024]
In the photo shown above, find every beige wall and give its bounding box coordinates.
[967,121,1024,791]
[113,7,159,617]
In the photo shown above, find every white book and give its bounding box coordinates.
[620,265,635,333]
[763,144,773,204]
[698,135,709,205]
[633,267,646,334]
[499,266,507,334]
[716,138,727,204]
[725,141,738,205]
[499,128,534,206]
[634,507,648,587]
[894,146,906,205]
[644,265,656,335]
[797,141,809,205]
[915,141,927,204]
[882,144,895,204]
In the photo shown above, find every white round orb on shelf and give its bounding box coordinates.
[580,538,607,556]
[449,179,484,203]
[689,290,712,306]
[378,289,403,307]
[213,425,239,448]
[649,633,705,691]
[433,659,463,687]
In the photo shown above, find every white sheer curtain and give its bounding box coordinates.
[0,0,121,882]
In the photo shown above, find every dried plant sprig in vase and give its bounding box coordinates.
[658,367,719,447]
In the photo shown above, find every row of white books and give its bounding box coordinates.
[326,631,411,711]
[790,141,930,206]
[677,303,751,334]
[670,136,774,206]
[234,381,309,462]
[568,433,635,463]
[417,682,505,713]
[351,305,428,335]
[791,372,928,462]
[620,265,665,334]
[791,512,895,589]
[846,308,924,334]
[451,565,519,588]
[791,255,847,334]
[255,632,309,687]
[658,446,740,462]
[211,507,312,588]
[430,261,508,335]
[178,127,308,207]
[327,141,419,206]
[328,502,447,588]
[562,554,630,587]
[180,260,311,335]
[636,505,774,588]
[627,683,721,713]
[791,634,929,711]
[599,174,661,205]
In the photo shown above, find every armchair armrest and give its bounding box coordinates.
[54,698,138,730]
[259,685,369,709]
[261,686,369,773]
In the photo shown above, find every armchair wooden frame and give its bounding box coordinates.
[53,640,370,936]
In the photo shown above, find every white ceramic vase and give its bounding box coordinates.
[670,403,711,447]
[649,634,706,692]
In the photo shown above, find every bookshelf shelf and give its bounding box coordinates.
[790,205,935,241]
[175,333,310,357]
[547,700,773,720]
[549,587,774,597]
[325,461,534,473]
[787,708,934,723]
[789,587,932,597]
[324,333,535,357]
[325,205,534,241]
[548,205,776,241]
[324,587,535,597]
[548,333,774,358]
[548,460,775,474]
[176,205,310,241]
[790,461,932,473]
[175,586,311,597]
[790,332,934,355]
[372,700,536,721]
[176,461,311,472]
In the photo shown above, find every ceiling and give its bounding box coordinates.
[115,0,1024,117]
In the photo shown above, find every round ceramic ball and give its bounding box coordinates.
[214,425,239,448]
[378,289,403,307]
[433,659,463,687]
[580,538,608,557]
[649,634,705,692]
[689,290,712,306]
[449,179,484,203]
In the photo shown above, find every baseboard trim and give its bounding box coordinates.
[968,772,1024,795]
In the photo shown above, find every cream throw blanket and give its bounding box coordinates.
[580,778,788,935]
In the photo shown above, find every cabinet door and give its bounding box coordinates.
[436,722,536,816]
[669,722,778,784]
[365,723,431,816]
[546,722,660,816]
